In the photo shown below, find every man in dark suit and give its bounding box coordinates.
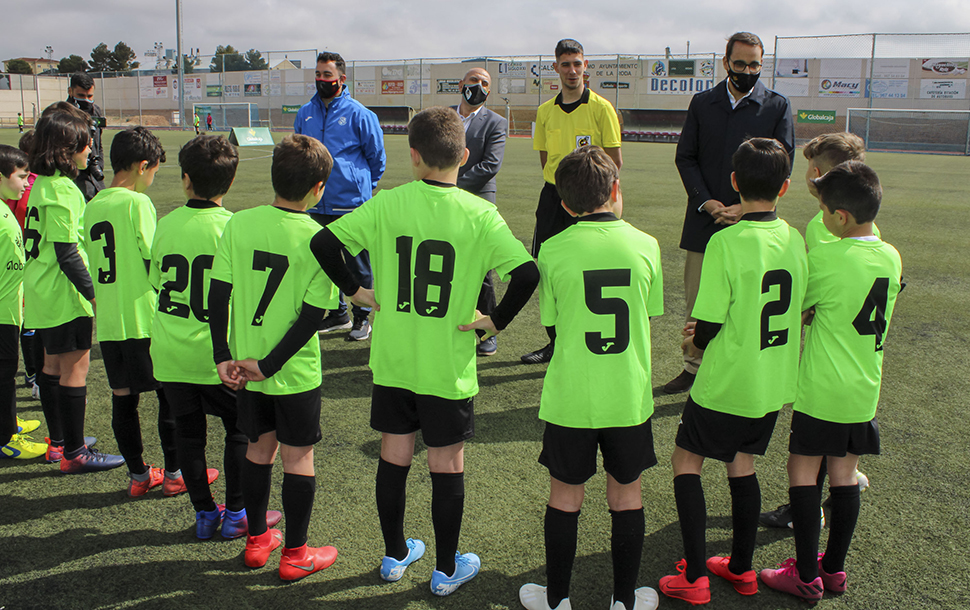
[663,31,794,395]
[454,67,508,356]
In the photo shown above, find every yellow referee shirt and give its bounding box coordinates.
[533,88,622,184]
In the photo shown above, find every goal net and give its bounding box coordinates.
[192,103,259,130]
[846,108,970,155]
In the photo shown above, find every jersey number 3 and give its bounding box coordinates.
[395,236,455,318]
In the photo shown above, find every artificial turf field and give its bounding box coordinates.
[0,128,967,610]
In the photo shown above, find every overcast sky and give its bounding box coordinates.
[4,0,970,67]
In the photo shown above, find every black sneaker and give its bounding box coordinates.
[520,343,553,364]
[347,318,371,341]
[760,503,793,528]
[319,312,352,334]
[662,370,695,394]
[477,335,497,357]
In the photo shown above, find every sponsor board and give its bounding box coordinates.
[228,127,274,147]
[668,60,694,76]
[224,84,242,98]
[796,110,836,124]
[498,61,529,77]
[818,79,861,97]
[407,80,430,95]
[284,83,304,97]
[437,79,461,94]
[206,85,222,97]
[381,80,404,94]
[920,79,967,99]
[866,79,908,99]
[775,59,808,78]
[355,80,376,95]
[282,105,302,114]
[648,77,714,94]
[588,60,641,78]
[244,84,261,97]
[599,81,630,89]
[921,58,968,77]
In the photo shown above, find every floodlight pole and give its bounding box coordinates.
[176,0,185,129]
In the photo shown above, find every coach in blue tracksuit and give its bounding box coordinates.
[295,51,387,341]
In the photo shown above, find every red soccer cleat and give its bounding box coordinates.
[163,468,219,497]
[659,559,711,605]
[760,558,823,603]
[128,466,165,497]
[279,543,338,581]
[706,555,758,595]
[244,528,282,568]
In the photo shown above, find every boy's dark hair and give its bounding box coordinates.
[70,72,95,90]
[555,39,584,59]
[813,160,882,224]
[316,52,346,75]
[726,32,764,60]
[408,107,465,170]
[271,134,333,202]
[732,137,791,203]
[0,145,29,178]
[29,112,91,178]
[555,146,618,215]
[178,135,239,200]
[109,126,166,173]
[42,101,91,124]
[18,130,35,154]
[803,132,866,172]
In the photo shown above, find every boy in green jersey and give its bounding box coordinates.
[18,113,24,134]
[518,146,661,610]
[761,131,873,529]
[209,134,340,581]
[84,127,190,497]
[151,135,279,539]
[0,145,47,460]
[25,109,124,474]
[759,161,901,601]
[310,107,538,596]
[660,138,808,605]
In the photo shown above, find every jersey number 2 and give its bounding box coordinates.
[583,269,631,355]
[761,269,793,350]
[395,236,455,318]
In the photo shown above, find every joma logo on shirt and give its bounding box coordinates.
[6,261,23,270]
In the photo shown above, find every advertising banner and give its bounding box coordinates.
[867,79,908,99]
[498,78,527,94]
[773,78,810,97]
[870,59,910,79]
[244,84,261,97]
[648,77,714,94]
[587,60,641,78]
[498,61,529,77]
[381,80,404,94]
[775,59,808,78]
[668,60,694,76]
[820,59,861,78]
[406,80,430,95]
[818,78,862,97]
[436,79,460,94]
[284,83,304,97]
[282,105,302,114]
[206,85,222,97]
[224,84,242,98]
[921,59,968,77]
[920,79,967,99]
[796,110,836,124]
[355,80,376,95]
[183,77,203,101]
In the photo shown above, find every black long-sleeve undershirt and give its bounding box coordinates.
[309,227,539,331]
[208,279,232,365]
[54,242,95,301]
[257,303,326,377]
[693,320,722,351]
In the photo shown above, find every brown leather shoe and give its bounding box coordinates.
[662,370,695,394]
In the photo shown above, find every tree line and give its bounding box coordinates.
[5,43,268,75]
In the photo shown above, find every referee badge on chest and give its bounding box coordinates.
[576,135,592,148]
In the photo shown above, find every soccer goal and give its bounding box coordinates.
[846,108,970,155]
[192,103,259,131]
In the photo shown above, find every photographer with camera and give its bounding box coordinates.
[67,73,106,201]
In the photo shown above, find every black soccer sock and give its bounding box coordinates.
[156,389,179,473]
[430,471,464,575]
[174,410,215,512]
[545,505,579,608]
[242,459,274,537]
[789,485,821,582]
[38,372,63,443]
[0,359,18,443]
[822,485,861,574]
[817,457,828,496]
[111,393,146,473]
[222,419,248,513]
[60,385,87,453]
[545,325,557,349]
[611,508,645,610]
[673,474,707,582]
[281,472,315,549]
[727,473,760,575]
[376,458,410,560]
[21,330,37,378]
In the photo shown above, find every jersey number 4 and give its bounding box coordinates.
[853,278,890,351]
[395,236,455,318]
[583,269,631,355]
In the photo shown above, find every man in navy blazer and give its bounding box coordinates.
[454,67,508,356]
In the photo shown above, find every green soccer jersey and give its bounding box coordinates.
[805,210,881,252]
[84,187,157,341]
[690,216,808,418]
[150,202,232,385]
[0,206,24,328]
[794,238,901,423]
[23,172,94,329]
[538,216,663,428]
[328,180,533,399]
[210,205,339,395]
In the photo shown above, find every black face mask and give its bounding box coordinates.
[70,96,94,114]
[461,83,488,107]
[727,70,760,94]
[316,79,341,99]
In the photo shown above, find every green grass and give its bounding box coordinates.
[0,128,968,609]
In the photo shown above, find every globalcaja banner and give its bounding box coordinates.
[282,105,302,114]
[797,110,836,124]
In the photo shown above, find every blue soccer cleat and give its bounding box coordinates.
[196,504,226,540]
[380,538,425,582]
[430,551,481,596]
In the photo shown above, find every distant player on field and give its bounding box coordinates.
[759,161,901,601]
[310,107,539,596]
[210,134,340,581]
[518,146,662,610]
[659,138,807,605]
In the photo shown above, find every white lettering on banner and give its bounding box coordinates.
[588,62,640,78]
[649,78,714,94]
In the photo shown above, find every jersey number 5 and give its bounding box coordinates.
[853,277,890,351]
[395,236,455,318]
[761,269,793,350]
[583,269,631,355]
